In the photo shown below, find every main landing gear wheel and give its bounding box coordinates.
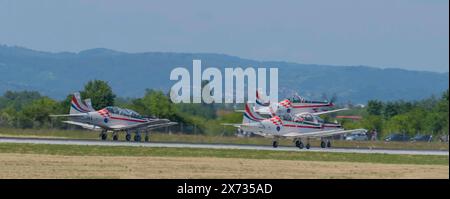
[100,132,107,141]
[320,141,326,148]
[327,140,332,148]
[298,141,304,149]
[125,134,131,142]
[134,134,141,142]
[112,134,118,141]
[272,141,279,148]
[306,143,311,149]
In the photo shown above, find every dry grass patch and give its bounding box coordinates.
[0,153,447,179]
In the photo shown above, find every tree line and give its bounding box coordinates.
[339,89,449,138]
[0,80,448,138]
[0,80,241,135]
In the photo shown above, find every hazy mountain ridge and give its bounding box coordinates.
[0,45,448,103]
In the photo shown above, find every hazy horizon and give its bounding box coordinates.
[1,43,448,74]
[1,0,448,72]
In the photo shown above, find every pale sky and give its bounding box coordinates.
[0,0,448,72]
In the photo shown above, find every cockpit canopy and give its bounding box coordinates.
[105,106,143,119]
[293,113,323,123]
[289,95,328,104]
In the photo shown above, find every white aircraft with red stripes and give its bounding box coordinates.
[255,90,347,118]
[226,103,364,149]
[51,92,176,142]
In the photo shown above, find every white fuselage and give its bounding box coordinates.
[239,117,341,138]
[72,109,148,130]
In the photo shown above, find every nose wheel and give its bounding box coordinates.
[295,139,310,150]
[112,132,118,141]
[100,131,107,141]
[272,140,279,148]
[320,139,332,148]
[133,130,142,142]
[134,134,141,142]
[295,140,304,149]
[125,133,131,142]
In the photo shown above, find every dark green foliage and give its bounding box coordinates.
[341,89,449,138]
[80,80,115,110]
[0,83,448,138]
[367,100,383,115]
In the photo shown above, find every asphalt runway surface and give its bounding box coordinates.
[0,137,448,156]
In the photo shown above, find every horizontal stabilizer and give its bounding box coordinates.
[62,121,102,131]
[310,108,349,116]
[50,113,87,117]
[282,128,366,138]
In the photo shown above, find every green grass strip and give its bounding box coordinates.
[0,143,447,165]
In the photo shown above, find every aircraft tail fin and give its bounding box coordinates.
[255,89,270,109]
[242,103,265,124]
[70,92,91,114]
[84,98,95,111]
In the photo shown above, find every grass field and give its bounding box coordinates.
[1,128,448,151]
[0,143,448,179]
[0,143,448,165]
[0,153,447,179]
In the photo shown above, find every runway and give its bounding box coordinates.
[0,137,448,156]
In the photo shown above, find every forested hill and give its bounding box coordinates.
[0,45,448,103]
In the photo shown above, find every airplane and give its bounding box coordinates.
[51,92,177,142]
[254,90,347,118]
[225,103,365,149]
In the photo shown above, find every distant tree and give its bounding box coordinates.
[385,114,411,136]
[80,80,115,110]
[139,89,175,118]
[436,89,449,134]
[0,90,42,110]
[406,108,426,135]
[383,102,399,119]
[22,97,59,128]
[367,100,384,116]
[361,115,383,134]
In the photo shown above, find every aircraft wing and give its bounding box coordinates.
[62,121,103,131]
[309,108,349,116]
[109,120,177,131]
[145,122,178,130]
[50,113,87,117]
[221,123,243,128]
[282,128,366,138]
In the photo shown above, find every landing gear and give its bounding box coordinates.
[100,131,107,141]
[134,130,141,142]
[272,140,279,148]
[320,139,332,148]
[112,132,118,141]
[295,138,309,149]
[134,134,141,142]
[327,140,332,148]
[295,139,304,149]
[305,138,311,150]
[125,131,131,142]
[298,140,304,149]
